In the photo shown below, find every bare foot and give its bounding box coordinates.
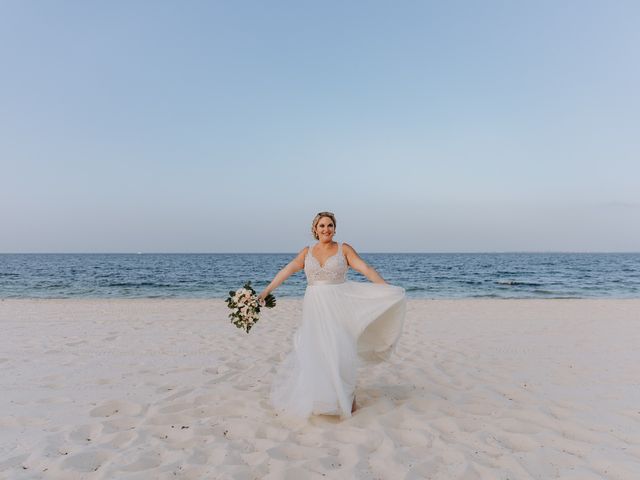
[351,396,357,413]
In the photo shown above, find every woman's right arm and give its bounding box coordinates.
[258,247,308,300]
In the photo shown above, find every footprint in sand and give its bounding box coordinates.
[144,412,192,426]
[90,400,142,417]
[255,424,290,442]
[185,448,209,465]
[102,417,139,434]
[490,431,540,452]
[330,428,374,446]
[154,384,178,394]
[62,450,111,473]
[164,388,194,401]
[105,430,138,448]
[68,423,103,444]
[205,372,238,385]
[0,453,29,471]
[158,402,195,414]
[266,444,321,461]
[387,428,433,448]
[118,449,164,472]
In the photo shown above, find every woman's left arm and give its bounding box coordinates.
[343,243,386,284]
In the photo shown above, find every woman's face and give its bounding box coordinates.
[316,216,335,242]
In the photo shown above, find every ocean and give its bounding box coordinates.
[1,253,639,299]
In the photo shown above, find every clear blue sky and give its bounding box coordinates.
[1,1,638,252]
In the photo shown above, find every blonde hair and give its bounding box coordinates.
[311,211,337,240]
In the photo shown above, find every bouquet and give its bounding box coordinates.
[226,281,276,333]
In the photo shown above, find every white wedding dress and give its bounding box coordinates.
[270,243,406,419]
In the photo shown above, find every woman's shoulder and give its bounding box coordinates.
[292,246,311,267]
[341,242,356,253]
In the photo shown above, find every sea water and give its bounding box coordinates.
[1,253,639,299]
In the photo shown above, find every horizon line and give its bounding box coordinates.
[1,251,639,255]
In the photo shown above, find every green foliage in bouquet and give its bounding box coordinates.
[226,281,276,333]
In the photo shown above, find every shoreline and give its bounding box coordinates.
[3,295,640,301]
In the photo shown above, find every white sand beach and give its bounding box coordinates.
[1,298,639,479]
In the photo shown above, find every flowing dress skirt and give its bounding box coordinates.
[270,281,406,419]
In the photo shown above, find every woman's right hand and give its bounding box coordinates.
[257,247,308,302]
[257,291,267,306]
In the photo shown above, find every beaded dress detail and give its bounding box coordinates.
[270,242,406,420]
[304,243,348,285]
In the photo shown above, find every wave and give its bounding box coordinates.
[105,282,175,288]
[404,286,426,292]
[495,280,542,286]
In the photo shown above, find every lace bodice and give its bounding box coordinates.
[305,243,348,285]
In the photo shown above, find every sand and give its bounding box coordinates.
[1,298,639,479]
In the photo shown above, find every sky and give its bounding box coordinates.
[1,0,639,253]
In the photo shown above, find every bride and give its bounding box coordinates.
[259,211,406,419]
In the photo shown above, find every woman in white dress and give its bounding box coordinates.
[259,212,406,419]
